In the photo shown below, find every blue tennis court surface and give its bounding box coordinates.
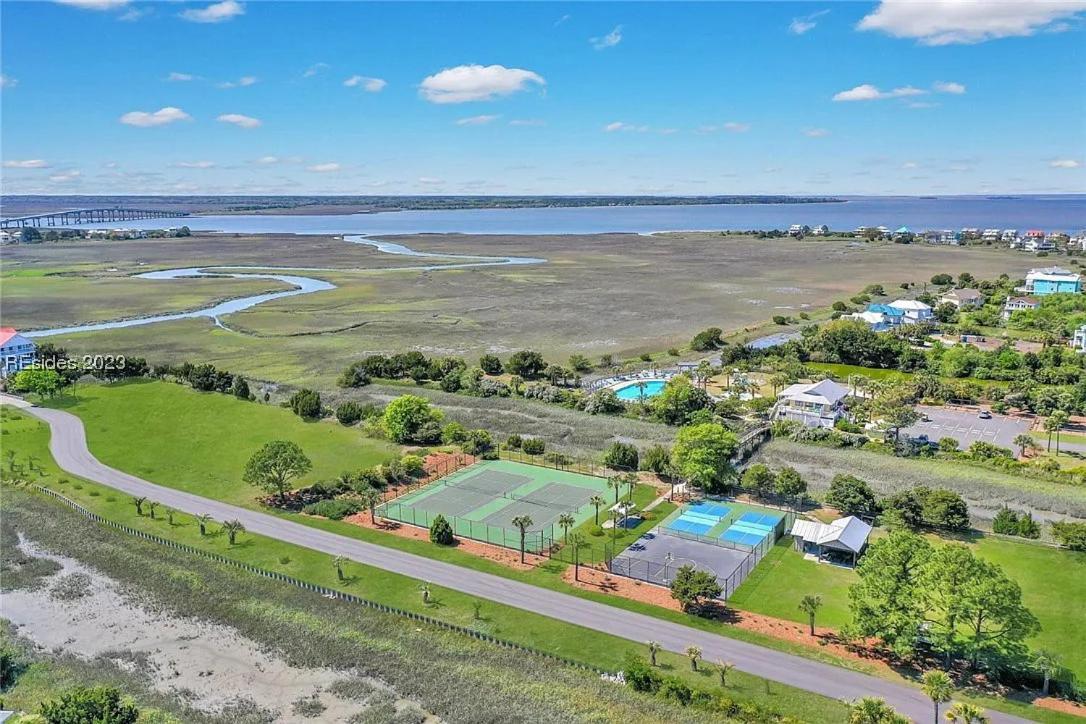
[719,528,766,547]
[738,511,783,529]
[668,517,713,536]
[686,501,731,519]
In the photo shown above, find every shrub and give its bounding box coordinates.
[461,429,494,456]
[639,445,671,475]
[659,678,693,706]
[302,499,363,520]
[430,514,455,545]
[336,401,365,426]
[824,474,879,517]
[400,454,425,477]
[603,442,639,471]
[772,315,787,325]
[690,327,723,351]
[622,656,662,693]
[639,353,652,362]
[506,350,546,379]
[1051,520,1086,551]
[921,488,970,530]
[382,395,443,443]
[479,354,503,375]
[521,437,545,455]
[441,421,468,444]
[938,437,960,453]
[504,434,523,449]
[289,389,323,419]
[40,686,139,724]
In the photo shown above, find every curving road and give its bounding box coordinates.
[7,396,1026,723]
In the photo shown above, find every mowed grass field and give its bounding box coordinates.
[42,380,398,506]
[5,231,1036,387]
[729,536,1086,679]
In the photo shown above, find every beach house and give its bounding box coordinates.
[0,328,37,377]
[1020,267,1082,296]
[789,516,872,565]
[1073,325,1086,354]
[938,288,984,310]
[887,299,933,323]
[773,379,850,429]
[1002,296,1040,321]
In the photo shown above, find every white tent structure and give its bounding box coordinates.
[789,516,872,565]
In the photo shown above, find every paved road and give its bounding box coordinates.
[10,398,1027,723]
[903,406,1031,451]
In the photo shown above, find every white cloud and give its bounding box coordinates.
[173,160,216,168]
[590,25,623,49]
[723,122,751,133]
[907,101,939,109]
[858,0,1086,45]
[419,64,545,104]
[456,114,499,126]
[933,80,966,94]
[255,155,280,164]
[3,159,50,169]
[117,6,148,21]
[166,72,195,82]
[803,128,831,137]
[217,113,261,128]
[218,75,257,89]
[303,62,329,78]
[509,118,546,127]
[833,83,926,101]
[180,0,244,23]
[554,14,571,27]
[49,170,82,183]
[789,9,830,35]
[0,74,18,89]
[55,0,129,9]
[343,75,387,92]
[902,161,918,169]
[1050,159,1082,169]
[417,176,444,185]
[119,106,192,127]
[306,162,341,173]
[604,121,649,133]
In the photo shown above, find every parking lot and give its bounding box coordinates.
[902,406,1032,451]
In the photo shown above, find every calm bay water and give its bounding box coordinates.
[75,195,1086,236]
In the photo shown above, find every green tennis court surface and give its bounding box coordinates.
[378,460,612,549]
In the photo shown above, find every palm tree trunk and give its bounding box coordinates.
[1042,673,1050,696]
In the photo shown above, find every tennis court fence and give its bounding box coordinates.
[380,453,477,504]
[377,499,558,553]
[659,525,771,556]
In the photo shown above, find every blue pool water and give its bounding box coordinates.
[613,379,667,401]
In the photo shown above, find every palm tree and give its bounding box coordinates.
[419,582,432,605]
[921,670,954,724]
[5,449,15,471]
[195,513,213,536]
[568,532,585,581]
[358,487,382,524]
[511,515,533,563]
[1011,433,1035,459]
[610,508,621,541]
[943,702,988,723]
[1045,410,1069,455]
[1033,650,1061,696]
[607,476,621,505]
[848,697,910,724]
[646,640,660,667]
[590,495,605,525]
[131,495,147,516]
[685,645,702,672]
[333,555,347,581]
[147,500,159,520]
[716,660,735,687]
[798,594,822,636]
[624,472,637,502]
[222,519,245,545]
[558,513,575,544]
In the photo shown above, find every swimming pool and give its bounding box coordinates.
[613,379,667,401]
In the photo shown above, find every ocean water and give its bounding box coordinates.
[66,195,1085,236]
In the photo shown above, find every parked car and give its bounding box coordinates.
[978,410,992,419]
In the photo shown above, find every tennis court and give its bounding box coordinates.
[719,511,784,547]
[377,459,612,550]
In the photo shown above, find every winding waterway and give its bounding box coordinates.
[24,235,545,338]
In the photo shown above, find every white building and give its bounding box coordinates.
[1001,229,1019,244]
[887,299,933,323]
[774,379,851,429]
[812,224,829,236]
[981,228,1001,242]
[1073,325,1086,354]
[842,310,891,331]
[0,328,37,377]
[1002,296,1039,321]
[789,516,872,565]
[938,288,984,310]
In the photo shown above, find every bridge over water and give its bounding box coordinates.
[0,207,188,229]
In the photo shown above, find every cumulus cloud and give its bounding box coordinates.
[803,128,831,137]
[1050,159,1082,169]
[857,0,1086,45]
[723,122,751,133]
[603,121,649,133]
[789,9,830,35]
[218,76,258,89]
[216,113,261,128]
[833,84,927,101]
[303,62,329,78]
[3,159,49,169]
[172,160,216,168]
[456,114,499,126]
[49,170,82,183]
[417,176,444,185]
[343,75,387,92]
[180,0,244,23]
[166,71,195,82]
[933,80,966,94]
[509,118,546,127]
[306,162,341,173]
[254,155,280,164]
[0,74,18,89]
[55,0,129,9]
[419,64,545,104]
[119,106,192,127]
[590,25,623,49]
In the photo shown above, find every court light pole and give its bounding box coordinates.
[664,551,674,584]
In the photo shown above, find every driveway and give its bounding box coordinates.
[903,406,1032,451]
[7,397,1026,723]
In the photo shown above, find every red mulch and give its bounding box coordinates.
[1034,697,1086,717]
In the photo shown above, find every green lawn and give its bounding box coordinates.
[42,380,398,505]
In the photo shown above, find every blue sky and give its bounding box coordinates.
[1,0,1084,196]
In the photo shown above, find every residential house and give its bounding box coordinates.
[938,288,984,310]
[812,224,829,236]
[0,328,37,377]
[1071,230,1086,251]
[1002,296,1039,321]
[1025,236,1056,253]
[891,226,913,241]
[789,516,872,565]
[959,227,980,241]
[843,309,892,331]
[773,379,851,429]
[1020,267,1082,296]
[0,230,16,244]
[887,299,933,323]
[1001,229,1020,245]
[1073,325,1086,354]
[981,228,1001,242]
[788,224,811,237]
